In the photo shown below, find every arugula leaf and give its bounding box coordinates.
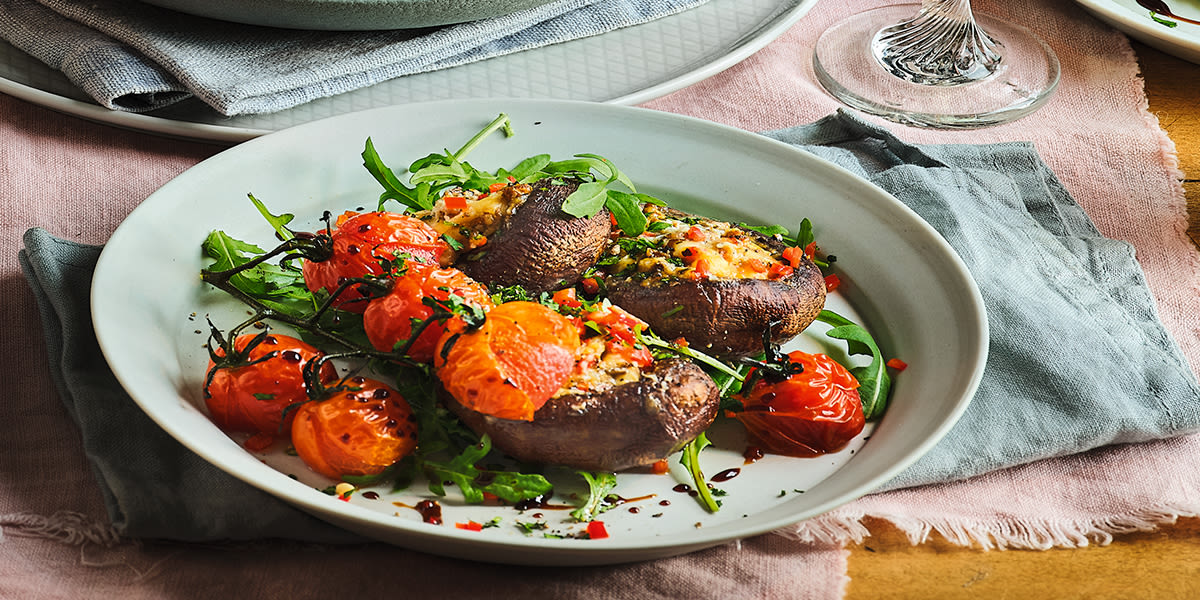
[506,154,552,181]
[638,330,744,382]
[409,157,471,186]
[679,432,721,513]
[571,471,618,522]
[561,180,610,218]
[361,138,431,212]
[422,435,553,504]
[247,193,296,240]
[201,230,310,316]
[793,218,815,249]
[816,309,892,420]
[738,222,790,238]
[603,190,648,235]
[574,153,636,192]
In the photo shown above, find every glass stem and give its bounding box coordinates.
[871,0,1002,86]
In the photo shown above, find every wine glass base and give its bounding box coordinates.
[813,4,1060,129]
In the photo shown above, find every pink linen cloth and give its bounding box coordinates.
[644,0,1200,554]
[1,1,1196,599]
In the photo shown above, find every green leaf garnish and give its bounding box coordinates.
[561,180,610,218]
[422,435,553,504]
[571,471,618,522]
[247,193,296,241]
[679,432,721,513]
[816,309,892,419]
[362,138,431,212]
[604,190,648,236]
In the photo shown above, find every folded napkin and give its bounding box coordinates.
[764,111,1200,490]
[0,0,706,115]
[20,110,1200,542]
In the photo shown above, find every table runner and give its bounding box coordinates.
[3,1,1198,599]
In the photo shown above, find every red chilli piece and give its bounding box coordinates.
[767,261,793,280]
[824,273,841,292]
[456,521,484,532]
[887,358,908,371]
[587,521,610,539]
[443,196,468,211]
[782,246,805,267]
[552,287,582,309]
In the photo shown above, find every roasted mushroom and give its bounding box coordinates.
[435,301,720,471]
[601,205,826,357]
[418,179,611,294]
[443,358,719,472]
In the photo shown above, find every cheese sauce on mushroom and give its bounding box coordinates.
[415,183,533,259]
[605,204,784,284]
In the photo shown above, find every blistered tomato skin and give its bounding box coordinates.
[301,211,451,313]
[205,334,337,437]
[734,351,865,457]
[290,376,418,480]
[363,263,494,362]
[434,301,581,421]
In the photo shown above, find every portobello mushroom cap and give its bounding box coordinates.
[442,358,719,472]
[605,213,827,358]
[457,179,611,294]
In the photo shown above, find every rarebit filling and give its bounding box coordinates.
[601,204,788,284]
[415,182,533,257]
[553,336,647,400]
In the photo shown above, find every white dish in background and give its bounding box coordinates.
[0,0,815,144]
[1076,0,1200,63]
[91,99,987,565]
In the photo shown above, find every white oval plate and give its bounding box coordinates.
[91,100,987,565]
[1075,0,1200,63]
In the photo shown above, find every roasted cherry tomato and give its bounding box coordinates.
[363,263,494,362]
[290,376,418,479]
[733,351,864,457]
[205,333,337,438]
[435,301,581,421]
[301,211,450,312]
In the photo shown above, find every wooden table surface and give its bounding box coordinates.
[846,40,1200,598]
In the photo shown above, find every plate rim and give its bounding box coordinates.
[1074,0,1200,63]
[91,98,988,563]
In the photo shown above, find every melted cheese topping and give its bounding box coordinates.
[554,337,645,399]
[606,204,781,283]
[415,183,532,254]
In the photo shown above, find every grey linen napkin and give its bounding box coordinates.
[21,111,1200,541]
[0,0,706,115]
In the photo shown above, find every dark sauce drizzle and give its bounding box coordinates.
[1137,0,1200,25]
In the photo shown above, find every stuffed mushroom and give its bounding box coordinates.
[601,205,826,357]
[434,301,720,471]
[418,179,611,294]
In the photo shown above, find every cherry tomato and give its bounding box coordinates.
[290,376,418,479]
[435,301,581,421]
[301,211,450,312]
[363,263,494,362]
[205,333,337,438]
[733,351,865,457]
